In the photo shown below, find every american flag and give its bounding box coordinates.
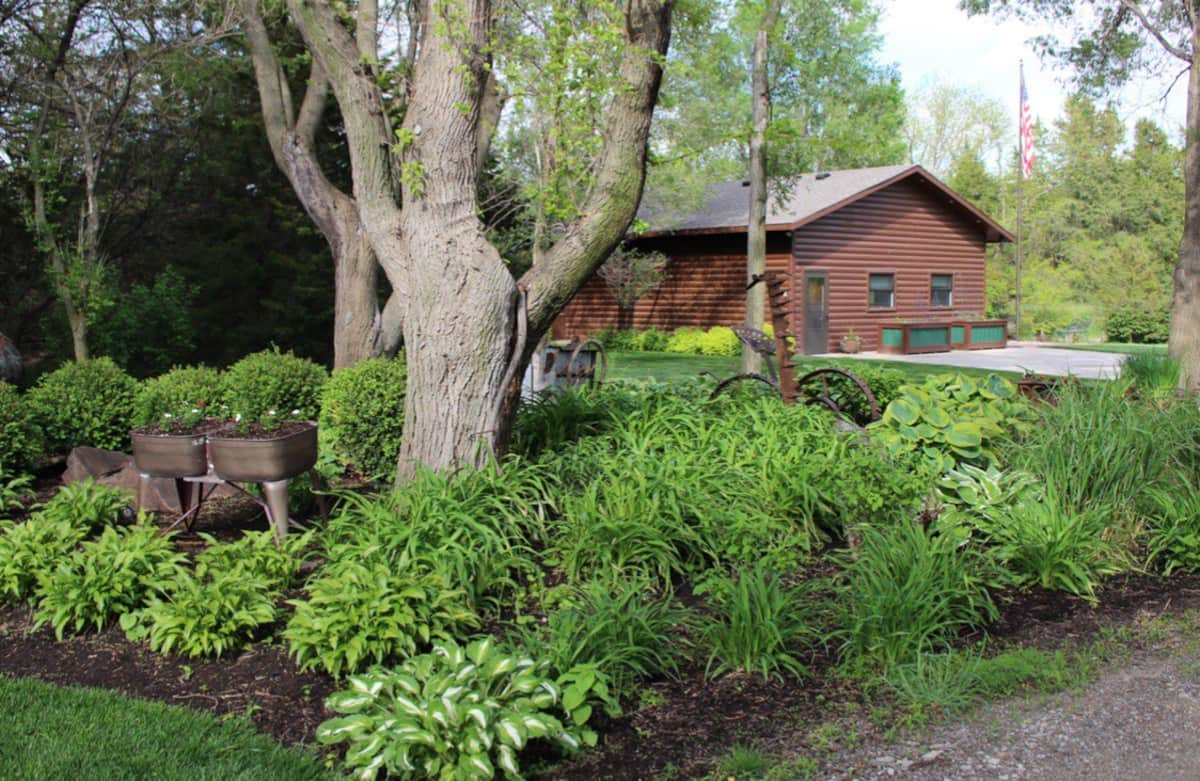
[1020,67,1035,177]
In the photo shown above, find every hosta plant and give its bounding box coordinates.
[316,638,592,781]
[195,529,312,591]
[870,373,1033,472]
[284,556,479,677]
[34,520,185,637]
[121,569,278,657]
[0,469,34,515]
[0,517,86,602]
[35,479,131,534]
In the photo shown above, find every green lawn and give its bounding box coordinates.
[1043,342,1168,356]
[0,675,333,780]
[606,351,1017,385]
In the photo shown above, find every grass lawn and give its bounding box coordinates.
[606,350,1017,385]
[1043,342,1168,356]
[0,675,333,780]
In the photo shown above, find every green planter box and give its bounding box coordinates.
[955,319,1008,350]
[878,322,952,355]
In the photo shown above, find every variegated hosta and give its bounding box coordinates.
[316,637,596,781]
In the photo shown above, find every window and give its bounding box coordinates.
[869,273,894,308]
[931,274,953,307]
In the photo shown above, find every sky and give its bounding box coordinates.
[878,0,1188,142]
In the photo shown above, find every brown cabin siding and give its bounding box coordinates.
[793,177,987,353]
[552,233,793,339]
[552,176,991,348]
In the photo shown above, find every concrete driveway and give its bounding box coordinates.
[819,343,1125,379]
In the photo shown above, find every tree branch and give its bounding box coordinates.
[521,0,673,333]
[1119,0,1190,62]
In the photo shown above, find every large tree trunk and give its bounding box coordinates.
[1172,37,1200,391]
[742,0,781,374]
[289,0,671,480]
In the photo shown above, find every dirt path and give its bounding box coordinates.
[823,637,1200,780]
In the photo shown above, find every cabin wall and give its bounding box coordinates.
[793,177,988,353]
[552,233,793,339]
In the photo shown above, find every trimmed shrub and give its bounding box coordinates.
[222,347,327,421]
[635,329,670,352]
[26,358,138,452]
[0,381,41,471]
[1105,303,1169,343]
[696,326,742,356]
[665,327,705,354]
[131,365,225,427]
[319,356,407,478]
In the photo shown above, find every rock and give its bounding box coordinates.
[63,446,237,514]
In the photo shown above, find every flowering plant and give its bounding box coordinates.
[150,401,227,434]
[231,408,306,434]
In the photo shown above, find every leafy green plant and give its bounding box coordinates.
[284,557,479,677]
[0,380,42,471]
[122,569,278,658]
[1105,303,1169,343]
[34,520,186,637]
[0,469,34,515]
[971,491,1124,600]
[0,517,86,602]
[221,347,327,422]
[869,373,1034,472]
[35,479,131,534]
[131,365,224,427]
[25,358,139,452]
[1146,478,1200,574]
[835,522,1001,669]
[194,529,312,591]
[319,356,408,478]
[665,327,705,355]
[512,578,689,700]
[1123,352,1181,398]
[697,564,817,680]
[885,651,984,712]
[317,638,592,781]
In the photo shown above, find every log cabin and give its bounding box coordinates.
[552,164,1014,354]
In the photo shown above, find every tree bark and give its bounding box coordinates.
[743,0,781,374]
[1170,28,1200,391]
[239,0,391,368]
[288,0,671,480]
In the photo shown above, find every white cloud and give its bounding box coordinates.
[879,0,1186,142]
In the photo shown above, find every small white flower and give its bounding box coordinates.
[291,409,301,416]
[234,413,242,422]
[190,408,200,414]
[163,413,173,419]
[267,409,276,416]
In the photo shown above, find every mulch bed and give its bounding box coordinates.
[6,474,1200,778]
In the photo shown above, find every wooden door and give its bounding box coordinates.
[803,271,829,354]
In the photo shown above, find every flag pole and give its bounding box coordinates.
[1016,60,1024,341]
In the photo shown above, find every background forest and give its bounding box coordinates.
[0,0,1182,379]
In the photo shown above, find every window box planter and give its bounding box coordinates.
[953,319,1008,350]
[878,322,952,355]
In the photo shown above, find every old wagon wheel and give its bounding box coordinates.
[566,339,608,386]
[708,372,780,400]
[793,368,880,425]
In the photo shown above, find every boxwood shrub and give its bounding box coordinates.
[0,381,41,471]
[222,347,327,421]
[132,365,225,427]
[319,356,407,478]
[26,358,138,453]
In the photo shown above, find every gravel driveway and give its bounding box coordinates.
[821,648,1200,780]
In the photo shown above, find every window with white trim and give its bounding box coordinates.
[931,274,953,307]
[869,273,894,308]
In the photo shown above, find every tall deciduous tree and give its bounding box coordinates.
[238,1,401,367]
[904,80,1008,177]
[274,0,671,479]
[961,0,1200,387]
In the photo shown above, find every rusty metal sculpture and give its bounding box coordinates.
[709,271,881,426]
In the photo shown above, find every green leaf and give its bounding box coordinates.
[945,422,983,449]
[885,397,920,426]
